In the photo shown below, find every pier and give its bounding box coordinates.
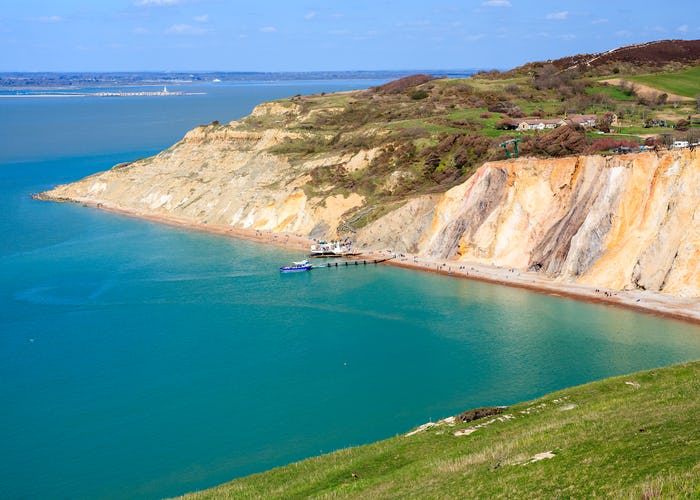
[311,256,394,268]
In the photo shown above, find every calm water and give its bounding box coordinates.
[2,79,700,499]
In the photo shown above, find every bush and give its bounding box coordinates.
[675,119,690,131]
[585,137,639,154]
[409,90,429,100]
[495,119,517,130]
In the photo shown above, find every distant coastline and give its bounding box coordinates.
[0,90,206,98]
[0,69,479,91]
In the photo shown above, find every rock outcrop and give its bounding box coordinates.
[41,109,699,298]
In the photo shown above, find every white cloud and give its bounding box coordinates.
[677,24,689,32]
[35,15,64,23]
[546,11,568,20]
[482,0,511,6]
[193,14,208,23]
[465,34,485,41]
[136,0,180,6]
[304,11,317,20]
[132,27,150,35]
[260,26,276,33]
[166,23,207,35]
[592,18,608,25]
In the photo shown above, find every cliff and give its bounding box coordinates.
[40,102,699,299]
[398,149,699,298]
[43,105,369,240]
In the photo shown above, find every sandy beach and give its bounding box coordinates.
[50,197,700,325]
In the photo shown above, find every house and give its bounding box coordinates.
[516,118,562,131]
[564,114,598,128]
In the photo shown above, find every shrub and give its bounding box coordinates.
[675,119,690,131]
[585,137,639,154]
[409,90,429,100]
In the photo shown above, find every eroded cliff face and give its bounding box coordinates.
[43,105,370,240]
[401,149,699,297]
[42,107,699,298]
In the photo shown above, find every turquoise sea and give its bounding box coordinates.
[2,78,700,499]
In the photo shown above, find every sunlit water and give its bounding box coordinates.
[2,79,700,499]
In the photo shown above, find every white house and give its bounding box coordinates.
[516,118,562,131]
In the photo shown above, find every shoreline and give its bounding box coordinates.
[39,195,700,325]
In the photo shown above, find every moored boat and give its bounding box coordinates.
[279,259,312,273]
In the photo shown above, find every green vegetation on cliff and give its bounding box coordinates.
[183,361,700,498]
[229,55,700,231]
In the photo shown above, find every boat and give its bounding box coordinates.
[279,259,313,273]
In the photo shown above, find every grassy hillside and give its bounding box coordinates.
[236,61,700,233]
[183,361,700,498]
[627,66,700,98]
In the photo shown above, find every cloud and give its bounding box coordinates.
[304,11,317,20]
[132,27,150,35]
[35,15,64,23]
[166,23,207,35]
[260,26,276,33]
[193,14,208,23]
[546,11,569,20]
[135,0,180,6]
[482,0,511,6]
[592,18,608,25]
[677,24,689,32]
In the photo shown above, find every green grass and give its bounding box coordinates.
[626,66,700,98]
[585,85,638,101]
[181,361,700,499]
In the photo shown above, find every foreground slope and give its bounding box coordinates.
[183,361,700,498]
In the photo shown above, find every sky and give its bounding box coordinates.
[1,1,698,72]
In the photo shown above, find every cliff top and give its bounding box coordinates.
[193,39,699,228]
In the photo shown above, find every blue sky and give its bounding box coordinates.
[1,1,698,72]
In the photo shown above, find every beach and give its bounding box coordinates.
[51,196,700,325]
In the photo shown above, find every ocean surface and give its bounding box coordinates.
[2,76,700,499]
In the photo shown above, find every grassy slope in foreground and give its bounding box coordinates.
[183,361,700,498]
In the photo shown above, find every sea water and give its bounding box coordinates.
[2,78,700,499]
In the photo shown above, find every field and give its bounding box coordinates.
[627,66,700,98]
[183,361,700,498]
